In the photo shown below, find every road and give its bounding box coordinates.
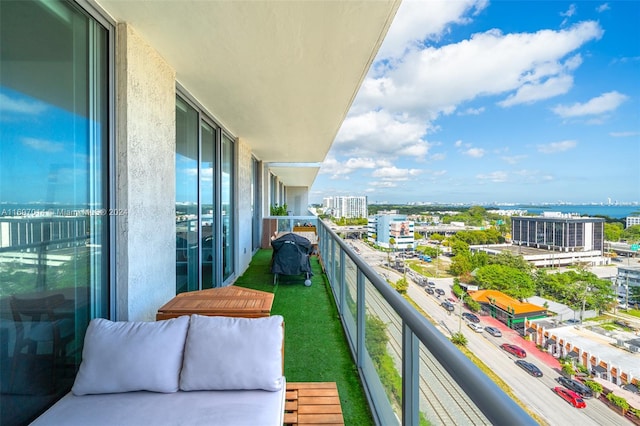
[348,239,631,425]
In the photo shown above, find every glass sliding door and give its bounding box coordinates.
[0,0,109,423]
[221,133,234,282]
[252,157,261,252]
[175,96,234,291]
[200,122,216,289]
[175,97,199,293]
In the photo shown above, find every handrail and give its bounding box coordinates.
[316,219,536,426]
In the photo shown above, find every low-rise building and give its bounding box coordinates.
[468,289,547,330]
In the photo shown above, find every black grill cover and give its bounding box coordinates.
[271,233,313,276]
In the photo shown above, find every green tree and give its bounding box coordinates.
[395,277,408,294]
[430,233,445,242]
[489,252,533,274]
[450,252,473,276]
[604,222,624,242]
[474,264,535,299]
[622,225,640,243]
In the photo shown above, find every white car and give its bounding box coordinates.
[467,322,483,333]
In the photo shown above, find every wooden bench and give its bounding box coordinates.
[284,382,344,425]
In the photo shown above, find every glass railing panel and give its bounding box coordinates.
[418,341,491,425]
[331,240,342,302]
[362,278,402,426]
[340,253,358,349]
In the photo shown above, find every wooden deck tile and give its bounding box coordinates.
[284,382,344,426]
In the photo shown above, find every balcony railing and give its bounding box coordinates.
[309,218,536,425]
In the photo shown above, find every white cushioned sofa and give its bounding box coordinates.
[31,314,286,426]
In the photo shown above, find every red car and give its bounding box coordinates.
[500,343,526,358]
[553,386,586,408]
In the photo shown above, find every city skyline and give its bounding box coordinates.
[311,1,640,205]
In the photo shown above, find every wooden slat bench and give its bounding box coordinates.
[284,382,344,425]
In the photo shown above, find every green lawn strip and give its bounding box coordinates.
[234,250,374,425]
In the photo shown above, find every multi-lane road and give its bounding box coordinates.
[347,239,631,425]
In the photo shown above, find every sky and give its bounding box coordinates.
[311,1,640,206]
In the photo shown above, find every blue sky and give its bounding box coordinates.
[311,1,640,205]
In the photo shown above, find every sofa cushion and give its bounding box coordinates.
[31,381,286,426]
[72,315,190,395]
[180,314,284,391]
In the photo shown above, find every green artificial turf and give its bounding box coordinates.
[234,249,374,425]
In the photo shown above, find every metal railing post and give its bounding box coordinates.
[402,322,419,425]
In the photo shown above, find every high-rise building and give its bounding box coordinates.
[511,215,605,252]
[324,196,367,218]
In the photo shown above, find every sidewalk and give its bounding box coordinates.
[480,314,561,370]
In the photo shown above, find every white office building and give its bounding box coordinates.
[626,216,640,228]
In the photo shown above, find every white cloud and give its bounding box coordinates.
[319,156,393,180]
[21,137,64,153]
[596,3,610,13]
[463,148,485,158]
[356,21,603,125]
[370,181,398,188]
[537,140,577,153]
[375,0,489,62]
[476,171,508,182]
[458,106,485,115]
[609,131,639,137]
[560,4,578,26]
[1,93,47,115]
[334,110,432,159]
[498,74,574,107]
[372,166,422,180]
[501,155,528,165]
[551,91,628,118]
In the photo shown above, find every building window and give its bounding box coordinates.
[0,0,110,423]
[175,95,235,292]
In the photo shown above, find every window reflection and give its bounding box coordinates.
[0,1,108,424]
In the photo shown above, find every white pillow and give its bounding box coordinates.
[180,314,284,391]
[72,316,190,395]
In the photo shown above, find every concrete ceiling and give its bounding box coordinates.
[96,0,400,187]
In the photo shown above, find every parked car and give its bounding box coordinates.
[425,287,435,295]
[515,360,543,377]
[427,281,436,286]
[556,376,593,398]
[467,322,483,333]
[441,301,455,312]
[500,343,526,358]
[484,326,502,337]
[462,312,480,323]
[553,387,586,408]
[435,288,445,296]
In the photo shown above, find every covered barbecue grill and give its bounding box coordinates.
[270,233,313,286]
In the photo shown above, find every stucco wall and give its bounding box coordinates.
[236,138,253,276]
[115,23,176,321]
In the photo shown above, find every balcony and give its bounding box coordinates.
[237,217,536,425]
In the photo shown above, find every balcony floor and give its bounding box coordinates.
[234,249,373,425]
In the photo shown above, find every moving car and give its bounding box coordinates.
[425,287,435,295]
[500,343,526,358]
[441,301,455,311]
[515,360,543,377]
[553,387,586,408]
[467,322,483,333]
[556,376,593,398]
[484,326,502,337]
[435,288,445,296]
[462,312,480,323]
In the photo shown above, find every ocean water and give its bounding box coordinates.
[498,204,640,219]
